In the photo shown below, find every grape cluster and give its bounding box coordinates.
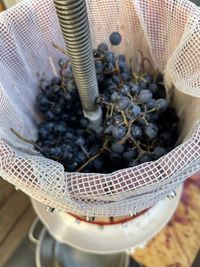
[35,32,179,173]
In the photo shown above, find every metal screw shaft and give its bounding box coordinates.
[54,0,101,124]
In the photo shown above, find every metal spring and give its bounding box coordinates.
[54,0,99,114]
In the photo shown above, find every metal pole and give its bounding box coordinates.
[54,0,102,129]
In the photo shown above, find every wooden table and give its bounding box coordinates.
[133,173,200,267]
[0,180,35,267]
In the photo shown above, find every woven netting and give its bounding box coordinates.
[0,0,200,216]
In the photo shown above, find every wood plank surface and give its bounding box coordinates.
[0,205,36,267]
[0,180,14,208]
[0,189,30,244]
[133,174,200,267]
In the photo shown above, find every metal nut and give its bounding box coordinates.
[167,191,176,200]
[45,206,55,213]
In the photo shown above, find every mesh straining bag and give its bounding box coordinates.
[0,0,200,216]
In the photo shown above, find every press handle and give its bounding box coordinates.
[28,217,43,244]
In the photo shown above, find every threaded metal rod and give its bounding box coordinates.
[54,0,101,125]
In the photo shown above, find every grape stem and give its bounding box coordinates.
[94,56,104,60]
[10,128,42,152]
[118,118,137,144]
[80,146,90,158]
[97,97,114,118]
[104,68,118,75]
[138,50,154,73]
[76,139,109,172]
[141,114,149,125]
[130,137,143,152]
[146,108,156,113]
[127,93,133,101]
[60,62,69,93]
[52,42,68,57]
[120,110,128,127]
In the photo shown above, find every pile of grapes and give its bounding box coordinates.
[36,32,179,173]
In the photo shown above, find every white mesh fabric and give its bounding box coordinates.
[0,0,200,216]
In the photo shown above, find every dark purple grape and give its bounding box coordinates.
[39,103,49,112]
[49,147,62,159]
[129,82,140,95]
[139,81,147,90]
[113,114,123,125]
[37,94,49,105]
[67,162,78,172]
[98,43,108,53]
[95,60,103,74]
[104,62,115,73]
[38,128,49,140]
[153,147,167,159]
[144,74,153,85]
[155,99,168,112]
[111,143,125,153]
[126,104,141,118]
[109,32,122,46]
[63,151,74,164]
[93,49,101,58]
[104,51,115,64]
[52,85,61,94]
[109,152,122,161]
[80,117,89,128]
[76,152,87,165]
[138,153,152,164]
[144,123,158,139]
[146,99,156,110]
[107,81,117,94]
[97,73,104,83]
[139,90,153,104]
[112,126,126,140]
[118,59,126,69]
[159,132,172,146]
[150,112,159,121]
[54,122,67,135]
[117,96,131,110]
[121,84,130,95]
[89,144,101,156]
[148,83,158,94]
[52,77,61,86]
[118,54,126,62]
[52,104,62,115]
[131,125,142,139]
[128,159,138,167]
[44,122,54,132]
[103,124,114,135]
[45,110,55,121]
[120,63,130,74]
[136,114,151,126]
[75,136,85,146]
[121,72,130,82]
[112,75,120,86]
[123,148,137,160]
[111,92,119,102]
[65,70,73,79]
[93,158,104,171]
[58,59,67,67]
[64,131,74,140]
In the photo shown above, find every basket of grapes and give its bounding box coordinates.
[0,0,200,220]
